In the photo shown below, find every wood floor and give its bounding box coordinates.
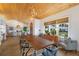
[0,36,79,56]
[0,36,20,56]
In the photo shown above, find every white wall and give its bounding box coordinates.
[27,18,45,35]
[6,20,24,28]
[33,19,45,36]
[42,5,79,51]
[0,17,6,40]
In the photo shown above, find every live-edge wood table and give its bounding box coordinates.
[24,35,54,55]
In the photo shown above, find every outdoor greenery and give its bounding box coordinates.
[45,23,68,38]
[59,32,68,38]
[45,29,50,35]
[50,29,56,35]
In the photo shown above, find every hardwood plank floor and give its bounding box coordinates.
[0,36,20,56]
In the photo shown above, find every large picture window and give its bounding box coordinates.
[44,17,68,39]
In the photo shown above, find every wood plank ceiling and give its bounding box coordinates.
[0,3,78,22]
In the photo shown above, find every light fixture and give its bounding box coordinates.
[31,6,37,18]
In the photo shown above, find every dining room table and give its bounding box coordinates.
[24,34,54,55]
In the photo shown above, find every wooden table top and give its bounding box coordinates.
[25,35,53,50]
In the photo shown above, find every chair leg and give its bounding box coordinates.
[21,48,25,56]
[25,48,31,56]
[22,51,25,56]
